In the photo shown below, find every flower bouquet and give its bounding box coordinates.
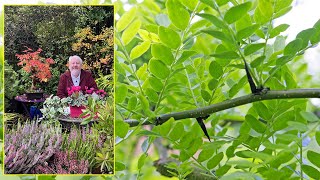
[65,86,107,118]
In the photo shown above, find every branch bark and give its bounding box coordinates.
[124,88,320,127]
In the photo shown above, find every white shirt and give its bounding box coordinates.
[71,72,81,86]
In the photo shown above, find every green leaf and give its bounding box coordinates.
[159,26,181,49]
[138,130,161,137]
[138,94,151,115]
[138,154,147,170]
[274,36,286,52]
[202,29,233,44]
[116,84,128,103]
[145,88,158,102]
[236,24,260,40]
[207,152,224,169]
[245,114,266,133]
[250,56,265,68]
[236,150,272,161]
[300,111,319,122]
[273,110,294,131]
[302,165,320,179]
[311,19,320,44]
[130,41,151,60]
[269,24,290,38]
[200,0,216,9]
[226,145,236,158]
[176,50,196,65]
[198,148,215,162]
[210,51,239,59]
[216,165,231,176]
[116,6,137,32]
[166,0,190,30]
[137,63,148,80]
[274,0,293,12]
[149,59,170,79]
[274,6,292,19]
[244,43,265,56]
[208,79,219,91]
[180,0,197,10]
[168,121,184,141]
[151,44,174,65]
[253,102,272,120]
[316,131,320,146]
[201,90,211,102]
[185,138,203,157]
[149,76,164,91]
[254,0,273,24]
[224,2,252,24]
[122,19,141,45]
[115,161,126,171]
[158,118,174,136]
[287,121,308,132]
[128,96,137,110]
[209,61,223,79]
[307,151,320,168]
[197,13,227,29]
[284,38,302,56]
[296,28,317,49]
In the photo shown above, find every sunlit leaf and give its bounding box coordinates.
[151,44,174,65]
[116,6,137,32]
[224,2,252,24]
[166,0,190,30]
[122,19,141,45]
[159,26,181,49]
[130,41,151,60]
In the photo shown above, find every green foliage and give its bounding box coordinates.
[115,0,320,179]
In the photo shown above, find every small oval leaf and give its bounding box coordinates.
[224,2,252,24]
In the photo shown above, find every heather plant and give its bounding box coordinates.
[4,121,62,174]
[60,125,104,173]
[32,150,89,174]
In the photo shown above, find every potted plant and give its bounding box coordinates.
[16,47,55,99]
[65,86,107,118]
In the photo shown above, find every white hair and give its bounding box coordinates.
[69,55,83,64]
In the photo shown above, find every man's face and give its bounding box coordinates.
[69,58,82,76]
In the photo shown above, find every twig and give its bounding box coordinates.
[124,89,320,127]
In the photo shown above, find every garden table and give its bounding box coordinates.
[14,94,49,119]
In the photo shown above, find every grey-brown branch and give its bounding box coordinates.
[124,89,320,127]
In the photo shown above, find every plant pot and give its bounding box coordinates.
[70,106,86,118]
[26,92,44,100]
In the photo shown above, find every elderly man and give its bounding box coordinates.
[57,55,98,98]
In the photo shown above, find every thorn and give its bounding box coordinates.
[196,116,211,142]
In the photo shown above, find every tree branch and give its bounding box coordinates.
[124,89,320,127]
